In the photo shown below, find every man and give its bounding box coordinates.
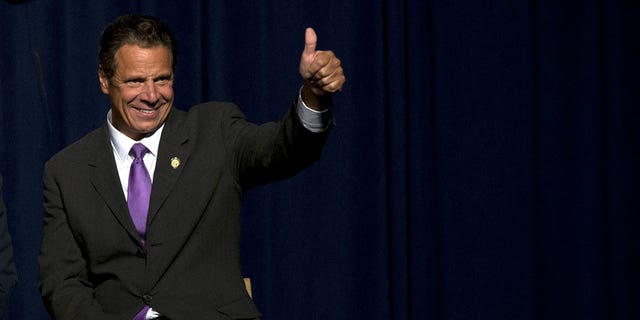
[39,14,344,320]
[0,176,17,319]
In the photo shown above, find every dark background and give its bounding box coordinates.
[1,0,639,319]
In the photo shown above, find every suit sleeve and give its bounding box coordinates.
[0,176,17,319]
[222,101,332,188]
[38,163,113,320]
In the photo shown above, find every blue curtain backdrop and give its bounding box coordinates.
[1,0,639,319]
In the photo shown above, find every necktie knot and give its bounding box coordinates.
[130,143,149,160]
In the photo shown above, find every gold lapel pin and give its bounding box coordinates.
[170,157,181,169]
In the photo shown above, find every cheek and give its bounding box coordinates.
[158,86,174,99]
[113,90,140,105]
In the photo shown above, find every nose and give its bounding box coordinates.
[140,81,159,104]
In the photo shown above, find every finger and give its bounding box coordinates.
[311,54,341,81]
[322,79,344,93]
[310,66,345,93]
[309,77,344,97]
[320,73,346,93]
[311,64,339,86]
[306,51,336,81]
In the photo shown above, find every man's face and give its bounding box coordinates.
[99,44,174,140]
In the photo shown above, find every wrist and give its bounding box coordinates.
[301,83,332,111]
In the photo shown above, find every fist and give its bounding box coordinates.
[299,28,346,97]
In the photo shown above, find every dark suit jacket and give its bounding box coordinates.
[0,176,18,319]
[39,101,330,320]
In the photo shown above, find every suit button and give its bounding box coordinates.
[143,294,153,303]
[136,248,145,258]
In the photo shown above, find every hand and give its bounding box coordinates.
[299,28,345,109]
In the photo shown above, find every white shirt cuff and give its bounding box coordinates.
[297,87,333,133]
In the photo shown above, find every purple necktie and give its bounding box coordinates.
[128,143,152,243]
[128,143,152,320]
[133,305,150,320]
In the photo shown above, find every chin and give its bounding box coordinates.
[139,126,161,135]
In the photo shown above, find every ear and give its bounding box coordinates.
[98,68,110,94]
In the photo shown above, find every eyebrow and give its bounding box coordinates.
[122,73,173,82]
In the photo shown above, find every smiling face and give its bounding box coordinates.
[99,44,174,140]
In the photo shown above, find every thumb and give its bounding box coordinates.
[300,27,318,80]
[303,27,317,57]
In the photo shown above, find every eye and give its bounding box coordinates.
[125,79,144,88]
[155,77,172,86]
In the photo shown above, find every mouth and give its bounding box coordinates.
[131,104,162,114]
[134,107,156,114]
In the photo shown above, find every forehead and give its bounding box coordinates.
[114,44,173,75]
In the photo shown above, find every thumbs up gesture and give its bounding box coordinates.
[299,28,345,110]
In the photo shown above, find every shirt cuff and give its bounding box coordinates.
[297,87,334,133]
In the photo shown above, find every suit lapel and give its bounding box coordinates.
[147,109,191,225]
[87,125,141,242]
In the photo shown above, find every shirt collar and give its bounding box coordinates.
[107,109,164,161]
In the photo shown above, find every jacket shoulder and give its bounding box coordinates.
[45,126,107,168]
[186,101,244,120]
